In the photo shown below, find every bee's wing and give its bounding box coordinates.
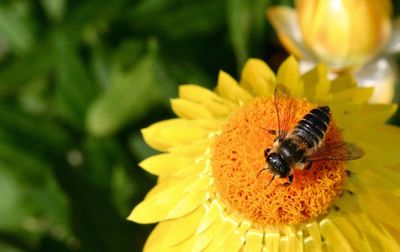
[305,142,365,162]
[274,84,296,140]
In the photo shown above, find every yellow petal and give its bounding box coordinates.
[354,104,396,125]
[141,119,211,151]
[182,201,225,251]
[160,206,206,247]
[220,230,245,252]
[179,84,221,102]
[240,58,276,97]
[179,84,236,117]
[319,219,353,252]
[143,222,184,252]
[332,103,396,129]
[195,201,223,234]
[330,214,373,252]
[358,192,400,231]
[303,239,317,252]
[191,214,223,252]
[266,7,314,60]
[355,166,400,193]
[280,229,303,252]
[345,126,400,166]
[171,98,213,119]
[202,100,235,117]
[374,222,400,251]
[325,185,398,250]
[220,220,252,251]
[330,74,356,92]
[128,176,209,223]
[206,215,239,251]
[216,71,253,103]
[139,153,190,175]
[145,226,202,252]
[301,64,331,102]
[355,213,400,251]
[168,138,212,157]
[191,118,225,130]
[143,216,210,252]
[329,102,359,129]
[263,229,280,252]
[304,222,321,252]
[131,190,207,224]
[242,228,263,252]
[277,56,303,97]
[331,87,373,104]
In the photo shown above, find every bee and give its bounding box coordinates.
[258,85,364,186]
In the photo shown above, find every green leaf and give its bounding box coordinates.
[0,2,34,54]
[0,168,24,229]
[82,137,119,190]
[227,0,271,69]
[128,0,225,39]
[227,0,250,69]
[86,39,175,136]
[40,0,66,21]
[90,45,112,90]
[0,135,50,181]
[110,164,135,217]
[163,59,213,89]
[52,30,98,129]
[64,0,126,44]
[0,103,70,153]
[52,159,137,252]
[0,39,54,94]
[0,147,71,250]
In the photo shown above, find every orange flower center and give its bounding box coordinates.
[211,97,346,227]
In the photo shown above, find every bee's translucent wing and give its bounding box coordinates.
[273,84,296,140]
[305,142,364,162]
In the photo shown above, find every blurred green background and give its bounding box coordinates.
[0,0,399,251]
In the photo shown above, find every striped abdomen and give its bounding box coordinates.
[291,106,331,149]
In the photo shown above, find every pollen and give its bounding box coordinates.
[211,97,346,227]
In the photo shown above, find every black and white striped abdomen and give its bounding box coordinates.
[291,106,331,149]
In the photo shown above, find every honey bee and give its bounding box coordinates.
[258,85,364,186]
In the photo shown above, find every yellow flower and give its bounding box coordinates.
[297,0,392,69]
[267,0,399,103]
[128,57,400,251]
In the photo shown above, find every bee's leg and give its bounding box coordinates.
[261,127,276,136]
[304,162,313,170]
[264,148,271,159]
[256,168,268,177]
[282,175,293,186]
[274,132,286,143]
[266,175,275,186]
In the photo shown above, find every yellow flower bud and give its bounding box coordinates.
[297,0,392,69]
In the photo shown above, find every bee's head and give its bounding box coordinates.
[266,153,290,178]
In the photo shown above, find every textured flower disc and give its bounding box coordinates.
[212,97,346,226]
